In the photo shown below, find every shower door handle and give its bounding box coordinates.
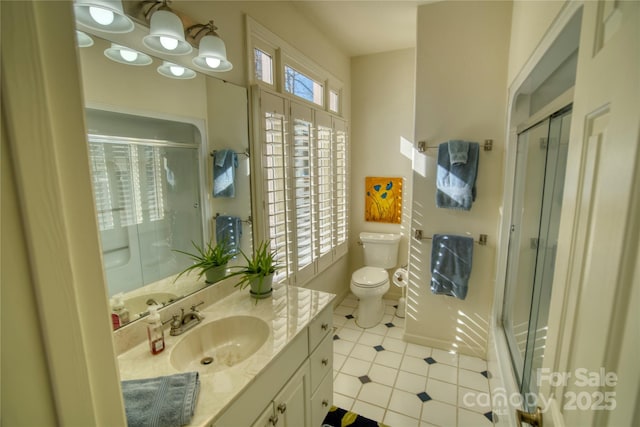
[516,406,543,427]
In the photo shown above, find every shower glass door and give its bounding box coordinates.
[502,107,572,410]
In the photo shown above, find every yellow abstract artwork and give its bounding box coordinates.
[365,177,402,223]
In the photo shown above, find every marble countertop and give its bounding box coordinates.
[117,281,335,426]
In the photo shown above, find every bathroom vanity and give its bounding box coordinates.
[116,279,335,427]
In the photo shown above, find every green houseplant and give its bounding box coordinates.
[230,240,280,299]
[173,240,233,284]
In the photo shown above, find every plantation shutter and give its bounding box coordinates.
[333,118,348,257]
[315,111,335,272]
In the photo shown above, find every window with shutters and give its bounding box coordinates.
[255,90,348,286]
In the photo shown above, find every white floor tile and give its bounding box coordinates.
[342,318,365,331]
[341,357,372,377]
[333,353,347,371]
[359,331,385,346]
[350,343,378,362]
[400,355,430,376]
[428,363,458,385]
[386,326,405,339]
[351,400,385,424]
[420,400,457,426]
[431,348,459,367]
[333,393,354,411]
[425,378,458,406]
[458,386,492,414]
[337,327,363,342]
[335,305,356,316]
[395,371,428,393]
[384,304,397,315]
[333,314,347,327]
[366,323,390,336]
[341,297,358,308]
[405,343,433,358]
[387,388,423,419]
[458,407,493,426]
[393,316,406,327]
[333,373,362,398]
[384,410,420,427]
[368,363,398,387]
[458,354,488,372]
[358,382,393,408]
[458,368,490,392]
[383,313,395,323]
[334,339,355,356]
[383,336,408,354]
[374,350,403,369]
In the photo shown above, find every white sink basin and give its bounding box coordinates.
[170,316,270,373]
[124,292,178,315]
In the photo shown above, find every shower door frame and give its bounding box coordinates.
[489,2,583,426]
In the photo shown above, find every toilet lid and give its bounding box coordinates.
[352,267,388,287]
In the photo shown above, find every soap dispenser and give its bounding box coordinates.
[146,304,165,355]
[110,293,130,330]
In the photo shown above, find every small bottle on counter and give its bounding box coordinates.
[146,305,165,355]
[111,293,130,330]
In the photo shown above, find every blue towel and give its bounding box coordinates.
[430,234,474,300]
[448,139,469,165]
[213,149,238,198]
[216,215,242,255]
[436,141,479,210]
[122,372,200,427]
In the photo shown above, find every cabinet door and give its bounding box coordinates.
[274,361,311,427]
[251,402,277,427]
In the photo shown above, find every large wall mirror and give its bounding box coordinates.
[76,26,253,328]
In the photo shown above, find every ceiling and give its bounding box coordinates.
[292,1,430,57]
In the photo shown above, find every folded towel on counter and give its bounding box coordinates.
[430,234,474,300]
[213,149,238,198]
[436,141,479,211]
[122,372,200,427]
[215,215,242,255]
[448,139,469,165]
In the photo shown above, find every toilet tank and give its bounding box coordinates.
[360,232,401,268]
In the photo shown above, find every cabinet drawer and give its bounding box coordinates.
[310,371,333,427]
[308,304,333,352]
[309,330,333,392]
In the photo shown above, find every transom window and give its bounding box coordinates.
[284,65,324,107]
[254,48,273,85]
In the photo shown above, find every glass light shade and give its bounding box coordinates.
[104,44,153,66]
[74,0,134,33]
[192,34,233,72]
[143,10,192,55]
[157,61,196,79]
[76,30,94,48]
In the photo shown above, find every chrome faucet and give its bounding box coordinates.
[169,302,205,336]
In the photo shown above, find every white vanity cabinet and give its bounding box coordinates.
[212,304,333,427]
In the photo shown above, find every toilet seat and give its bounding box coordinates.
[352,267,388,288]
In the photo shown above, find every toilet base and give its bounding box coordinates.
[355,298,385,328]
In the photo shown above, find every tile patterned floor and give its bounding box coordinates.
[332,294,494,427]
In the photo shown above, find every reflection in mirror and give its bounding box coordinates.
[76,33,252,328]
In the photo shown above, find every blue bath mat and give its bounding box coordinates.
[322,406,389,427]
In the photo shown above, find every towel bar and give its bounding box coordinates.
[417,139,493,152]
[214,213,252,224]
[413,229,488,246]
[210,149,250,157]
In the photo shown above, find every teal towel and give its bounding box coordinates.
[436,141,479,211]
[448,139,469,165]
[122,372,200,427]
[430,234,474,300]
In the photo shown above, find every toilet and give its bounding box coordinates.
[351,232,401,328]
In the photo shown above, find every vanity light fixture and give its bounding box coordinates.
[74,0,134,33]
[104,43,153,66]
[142,0,192,56]
[188,21,233,72]
[76,30,94,48]
[157,61,196,79]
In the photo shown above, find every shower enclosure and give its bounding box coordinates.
[502,106,572,410]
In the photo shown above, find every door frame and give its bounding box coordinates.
[490,2,584,425]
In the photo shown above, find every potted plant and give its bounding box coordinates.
[173,240,233,284]
[230,240,280,299]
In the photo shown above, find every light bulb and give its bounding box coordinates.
[160,36,179,51]
[205,57,221,69]
[169,66,185,77]
[119,50,138,62]
[89,6,115,26]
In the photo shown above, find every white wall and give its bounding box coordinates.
[350,48,416,299]
[407,1,512,357]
